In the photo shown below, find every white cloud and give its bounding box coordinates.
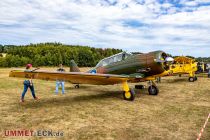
[180,0,198,6]
[0,0,210,57]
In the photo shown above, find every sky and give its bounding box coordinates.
[0,0,210,57]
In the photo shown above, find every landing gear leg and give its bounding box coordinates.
[156,77,161,83]
[122,81,135,101]
[148,81,159,95]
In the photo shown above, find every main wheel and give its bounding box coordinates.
[75,84,80,88]
[148,85,159,95]
[135,85,145,89]
[194,76,197,81]
[188,77,194,82]
[123,88,135,101]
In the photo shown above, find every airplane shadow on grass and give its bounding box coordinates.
[65,85,93,90]
[162,78,188,83]
[20,89,146,109]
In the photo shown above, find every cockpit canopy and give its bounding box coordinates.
[96,52,131,67]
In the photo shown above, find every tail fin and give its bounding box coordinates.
[70,60,80,72]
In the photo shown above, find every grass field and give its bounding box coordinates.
[0,68,210,140]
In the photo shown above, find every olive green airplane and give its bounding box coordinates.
[9,50,173,101]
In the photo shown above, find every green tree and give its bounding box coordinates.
[78,49,94,67]
[0,42,123,67]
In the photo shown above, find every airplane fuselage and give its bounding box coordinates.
[92,51,169,78]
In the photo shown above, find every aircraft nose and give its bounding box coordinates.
[154,54,174,63]
[154,52,174,71]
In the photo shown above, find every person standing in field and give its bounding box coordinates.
[55,64,65,94]
[20,64,38,103]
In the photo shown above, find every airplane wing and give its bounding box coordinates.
[9,69,134,85]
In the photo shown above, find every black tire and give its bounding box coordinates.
[135,85,145,89]
[194,76,197,81]
[148,85,159,95]
[188,77,194,82]
[75,84,80,89]
[123,88,135,101]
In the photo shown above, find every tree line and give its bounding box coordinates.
[0,43,122,67]
[0,43,210,67]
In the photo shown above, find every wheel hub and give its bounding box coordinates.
[125,91,131,99]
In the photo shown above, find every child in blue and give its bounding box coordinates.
[20,64,38,103]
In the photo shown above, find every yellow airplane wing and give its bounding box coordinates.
[174,56,195,64]
[9,69,132,85]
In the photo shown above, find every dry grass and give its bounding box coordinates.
[0,68,210,140]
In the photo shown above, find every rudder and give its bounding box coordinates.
[70,60,80,72]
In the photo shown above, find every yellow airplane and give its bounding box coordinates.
[166,56,198,82]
